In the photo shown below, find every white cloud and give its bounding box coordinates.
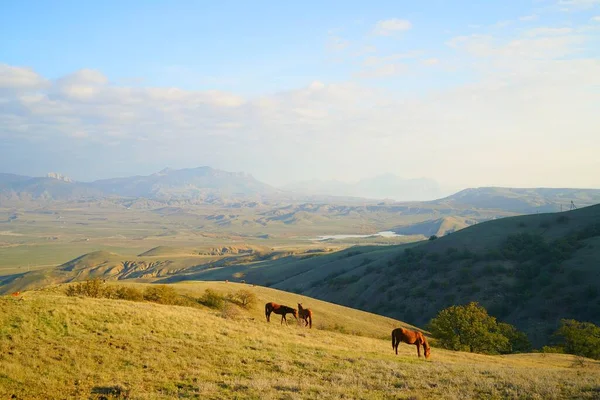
[1,31,599,188]
[519,15,539,21]
[592,15,600,21]
[0,64,48,91]
[525,27,574,36]
[373,19,412,36]
[557,0,600,10]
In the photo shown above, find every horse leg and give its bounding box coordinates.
[416,343,421,358]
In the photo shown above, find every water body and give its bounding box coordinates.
[313,231,402,240]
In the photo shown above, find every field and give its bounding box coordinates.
[0,202,435,275]
[1,282,599,399]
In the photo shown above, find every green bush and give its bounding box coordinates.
[143,285,179,305]
[428,302,510,354]
[555,319,600,360]
[199,289,225,309]
[65,279,105,298]
[229,289,257,310]
[497,322,531,353]
[114,286,144,301]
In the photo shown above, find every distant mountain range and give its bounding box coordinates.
[0,167,282,203]
[1,167,600,213]
[434,187,600,213]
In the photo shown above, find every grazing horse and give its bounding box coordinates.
[297,303,313,328]
[265,302,298,325]
[392,327,431,359]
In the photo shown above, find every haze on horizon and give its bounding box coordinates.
[1,0,599,190]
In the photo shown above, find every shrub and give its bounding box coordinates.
[114,286,144,301]
[497,323,531,353]
[230,289,257,310]
[220,303,243,319]
[65,279,105,298]
[199,289,225,309]
[541,346,564,354]
[429,235,438,241]
[143,285,179,305]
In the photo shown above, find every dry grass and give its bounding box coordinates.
[1,282,599,399]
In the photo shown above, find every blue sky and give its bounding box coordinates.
[1,0,600,189]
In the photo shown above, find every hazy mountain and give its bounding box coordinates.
[0,173,102,201]
[284,174,445,201]
[0,167,284,202]
[435,187,600,213]
[89,167,283,201]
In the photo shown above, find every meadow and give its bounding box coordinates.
[1,282,599,399]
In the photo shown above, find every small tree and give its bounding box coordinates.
[143,285,179,305]
[429,235,438,241]
[232,289,257,310]
[428,302,509,354]
[556,319,600,360]
[497,322,531,354]
[199,289,224,309]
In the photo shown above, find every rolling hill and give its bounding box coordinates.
[2,204,599,348]
[434,187,600,213]
[153,205,600,347]
[1,282,598,399]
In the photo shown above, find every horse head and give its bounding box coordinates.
[424,344,431,359]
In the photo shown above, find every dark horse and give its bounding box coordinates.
[265,302,298,325]
[297,303,313,328]
[392,327,431,359]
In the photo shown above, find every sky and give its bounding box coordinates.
[1,0,599,190]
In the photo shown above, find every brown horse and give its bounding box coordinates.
[392,327,431,359]
[297,303,313,328]
[265,302,298,325]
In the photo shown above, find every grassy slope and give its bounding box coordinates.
[152,205,600,347]
[1,282,599,400]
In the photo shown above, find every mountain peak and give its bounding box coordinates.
[46,172,73,182]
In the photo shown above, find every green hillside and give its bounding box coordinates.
[2,283,599,399]
[155,205,600,347]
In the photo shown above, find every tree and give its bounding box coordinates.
[428,302,509,354]
[556,319,600,360]
[497,322,531,354]
[429,235,438,241]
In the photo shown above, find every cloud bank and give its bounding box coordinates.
[1,21,599,189]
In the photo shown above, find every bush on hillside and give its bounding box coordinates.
[555,319,600,360]
[65,278,105,298]
[427,302,531,355]
[143,285,179,305]
[497,322,532,353]
[199,289,225,309]
[228,289,257,310]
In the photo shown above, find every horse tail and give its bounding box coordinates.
[308,312,312,329]
[265,303,272,322]
[392,330,396,349]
